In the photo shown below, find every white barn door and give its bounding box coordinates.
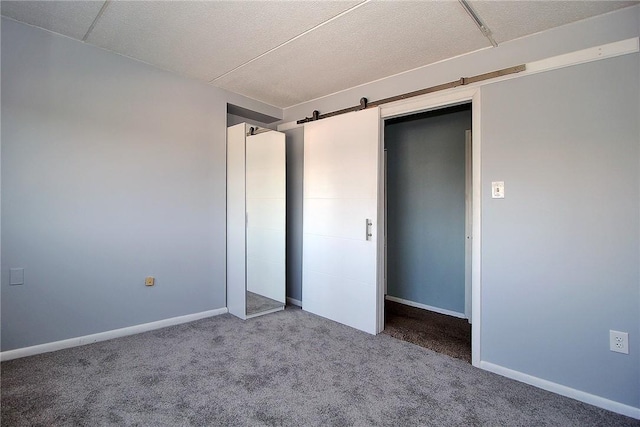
[303,108,381,334]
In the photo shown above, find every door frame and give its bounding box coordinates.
[464,130,472,321]
[379,86,482,367]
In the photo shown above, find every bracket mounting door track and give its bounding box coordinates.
[296,64,525,124]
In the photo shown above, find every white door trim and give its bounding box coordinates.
[377,111,385,333]
[464,130,472,322]
[380,86,482,367]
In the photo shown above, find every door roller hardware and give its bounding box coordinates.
[366,219,373,241]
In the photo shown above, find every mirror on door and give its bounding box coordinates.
[227,123,286,319]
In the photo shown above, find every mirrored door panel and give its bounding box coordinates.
[245,130,286,316]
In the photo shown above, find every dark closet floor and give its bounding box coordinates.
[382,300,472,363]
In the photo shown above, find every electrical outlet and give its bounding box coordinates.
[609,330,629,354]
[145,276,155,287]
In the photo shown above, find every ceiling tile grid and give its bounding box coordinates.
[212,0,492,107]
[0,0,104,40]
[85,0,361,82]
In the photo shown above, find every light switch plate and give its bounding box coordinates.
[10,268,24,285]
[492,181,505,198]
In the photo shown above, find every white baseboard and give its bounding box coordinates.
[385,295,466,319]
[480,361,640,420]
[0,308,228,362]
[286,297,302,307]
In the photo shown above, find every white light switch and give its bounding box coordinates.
[10,268,24,285]
[492,181,505,199]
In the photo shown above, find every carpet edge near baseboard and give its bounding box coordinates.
[480,361,640,420]
[0,307,229,362]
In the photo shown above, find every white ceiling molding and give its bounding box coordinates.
[379,37,639,119]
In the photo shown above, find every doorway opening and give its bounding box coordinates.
[382,103,472,363]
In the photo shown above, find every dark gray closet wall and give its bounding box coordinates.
[385,106,471,314]
[284,127,304,303]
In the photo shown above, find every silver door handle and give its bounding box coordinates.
[366,219,373,240]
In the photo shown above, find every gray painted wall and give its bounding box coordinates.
[0,18,277,351]
[481,54,639,408]
[284,127,304,302]
[385,109,471,313]
[280,5,640,410]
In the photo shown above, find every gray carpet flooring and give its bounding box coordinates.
[246,291,284,316]
[2,307,637,426]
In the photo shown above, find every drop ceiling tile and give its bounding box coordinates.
[85,0,361,83]
[0,0,104,40]
[212,0,491,108]
[469,0,638,44]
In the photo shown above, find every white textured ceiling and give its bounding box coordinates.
[84,1,360,82]
[469,0,638,44]
[0,0,104,39]
[213,1,491,107]
[1,0,637,108]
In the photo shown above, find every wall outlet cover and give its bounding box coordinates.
[145,276,155,287]
[9,268,24,285]
[609,330,629,354]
